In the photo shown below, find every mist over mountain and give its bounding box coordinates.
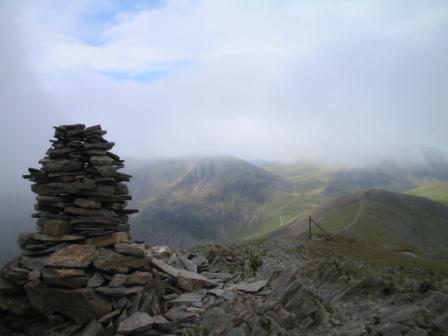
[129,156,292,247]
[2,145,448,266]
[120,147,448,249]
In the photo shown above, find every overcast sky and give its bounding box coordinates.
[1,0,448,174]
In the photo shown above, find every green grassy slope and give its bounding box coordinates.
[280,189,448,251]
[303,236,448,279]
[333,190,448,250]
[240,162,336,240]
[406,182,448,205]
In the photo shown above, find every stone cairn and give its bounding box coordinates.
[0,124,222,336]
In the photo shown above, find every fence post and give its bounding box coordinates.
[308,216,312,239]
[309,216,335,241]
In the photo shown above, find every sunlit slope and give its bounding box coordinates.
[406,182,448,205]
[278,190,448,251]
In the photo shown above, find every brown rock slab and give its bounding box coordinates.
[46,244,97,268]
[86,232,129,248]
[125,271,153,286]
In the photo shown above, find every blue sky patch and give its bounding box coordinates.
[97,60,191,83]
[77,0,166,45]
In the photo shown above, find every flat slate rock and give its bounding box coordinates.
[232,280,268,293]
[78,320,107,336]
[177,270,217,291]
[208,288,238,301]
[30,233,84,242]
[118,312,154,335]
[73,198,101,209]
[125,271,153,286]
[95,286,143,296]
[150,258,180,278]
[165,306,198,322]
[46,244,97,268]
[170,292,205,305]
[93,248,148,273]
[87,272,105,288]
[115,242,145,256]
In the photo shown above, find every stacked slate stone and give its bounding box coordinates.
[22,123,136,244]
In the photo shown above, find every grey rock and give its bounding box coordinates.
[41,267,87,289]
[93,248,148,273]
[177,270,216,291]
[150,258,180,278]
[73,198,101,209]
[170,292,205,305]
[201,272,234,281]
[38,217,72,236]
[90,155,114,166]
[117,312,154,335]
[165,306,198,322]
[28,233,84,242]
[41,159,83,173]
[25,279,112,324]
[0,291,36,316]
[125,271,153,286]
[96,286,144,296]
[88,272,105,288]
[77,320,107,336]
[208,288,238,301]
[65,206,117,218]
[115,242,145,257]
[180,255,198,273]
[278,278,326,329]
[421,291,448,330]
[109,274,127,287]
[232,280,267,293]
[98,309,121,323]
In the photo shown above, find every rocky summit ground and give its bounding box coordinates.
[1,234,447,336]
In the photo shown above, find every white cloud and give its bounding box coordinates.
[1,0,448,165]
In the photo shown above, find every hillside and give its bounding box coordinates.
[128,156,302,246]
[128,150,448,248]
[277,189,448,251]
[406,182,448,205]
[267,148,448,198]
